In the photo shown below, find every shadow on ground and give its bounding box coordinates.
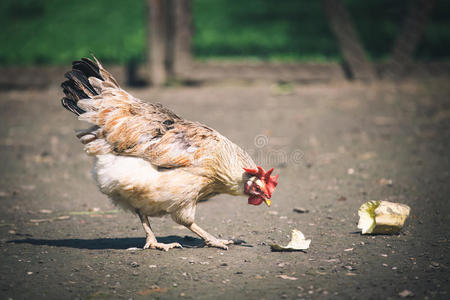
[7,236,205,250]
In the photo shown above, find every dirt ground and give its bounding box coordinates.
[0,78,449,299]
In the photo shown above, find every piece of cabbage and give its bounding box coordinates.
[358,201,411,234]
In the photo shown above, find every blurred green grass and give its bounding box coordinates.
[1,0,449,65]
[1,0,146,65]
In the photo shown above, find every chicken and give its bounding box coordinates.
[60,56,279,251]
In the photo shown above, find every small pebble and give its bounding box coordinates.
[430,262,440,268]
[293,207,309,214]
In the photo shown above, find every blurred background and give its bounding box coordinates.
[1,0,449,87]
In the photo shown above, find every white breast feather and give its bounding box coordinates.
[92,154,200,221]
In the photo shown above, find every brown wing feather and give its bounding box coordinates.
[62,56,222,169]
[78,90,219,168]
[83,97,220,168]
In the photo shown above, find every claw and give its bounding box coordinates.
[143,242,183,251]
[205,239,234,250]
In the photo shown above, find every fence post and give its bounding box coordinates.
[173,0,193,77]
[388,0,435,78]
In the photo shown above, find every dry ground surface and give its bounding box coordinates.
[0,79,449,299]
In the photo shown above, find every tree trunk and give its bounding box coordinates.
[323,0,375,81]
[388,0,435,78]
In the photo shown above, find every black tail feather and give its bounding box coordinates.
[61,80,89,102]
[73,58,101,80]
[61,97,85,116]
[64,69,98,96]
[60,57,104,116]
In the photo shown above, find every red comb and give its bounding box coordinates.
[243,166,279,198]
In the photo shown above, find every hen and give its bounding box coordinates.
[60,57,278,251]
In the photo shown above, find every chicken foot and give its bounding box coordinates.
[188,223,234,250]
[137,211,182,251]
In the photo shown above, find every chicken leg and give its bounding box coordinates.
[188,223,234,250]
[137,210,182,251]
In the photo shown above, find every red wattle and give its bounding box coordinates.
[248,195,264,206]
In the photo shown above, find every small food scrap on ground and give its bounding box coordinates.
[398,289,414,298]
[29,215,70,223]
[271,229,311,252]
[337,196,347,202]
[276,274,298,280]
[126,247,142,251]
[357,201,411,234]
[379,178,393,186]
[137,286,168,296]
[68,209,120,215]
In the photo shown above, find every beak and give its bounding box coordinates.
[259,185,271,207]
